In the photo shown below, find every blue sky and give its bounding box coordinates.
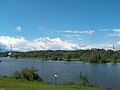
[0,0,120,51]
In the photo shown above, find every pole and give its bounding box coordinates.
[113,44,114,51]
[54,74,58,85]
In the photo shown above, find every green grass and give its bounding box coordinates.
[0,77,102,90]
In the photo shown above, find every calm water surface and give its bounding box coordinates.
[0,58,120,89]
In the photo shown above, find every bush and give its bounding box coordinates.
[12,67,42,81]
[79,72,89,86]
[59,58,63,61]
[52,57,58,61]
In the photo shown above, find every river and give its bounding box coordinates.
[0,58,120,89]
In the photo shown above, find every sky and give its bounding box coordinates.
[0,0,120,51]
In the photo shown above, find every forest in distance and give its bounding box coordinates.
[0,49,120,63]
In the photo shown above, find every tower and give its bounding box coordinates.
[113,44,115,51]
[8,44,12,56]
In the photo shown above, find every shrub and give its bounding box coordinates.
[59,58,63,61]
[52,57,58,61]
[79,72,89,86]
[12,67,42,81]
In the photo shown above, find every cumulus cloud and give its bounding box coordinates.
[0,36,29,51]
[0,36,118,51]
[112,42,120,50]
[78,44,113,50]
[16,26,22,32]
[0,36,80,51]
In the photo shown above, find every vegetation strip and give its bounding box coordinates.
[0,49,120,63]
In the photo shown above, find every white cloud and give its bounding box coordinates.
[112,42,120,50]
[65,30,79,33]
[64,30,95,35]
[98,28,120,32]
[112,29,120,33]
[109,33,120,37]
[78,44,113,50]
[80,30,95,35]
[0,36,119,51]
[109,28,120,38]
[0,36,80,51]
[99,29,111,32]
[16,26,22,32]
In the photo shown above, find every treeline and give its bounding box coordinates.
[0,49,120,63]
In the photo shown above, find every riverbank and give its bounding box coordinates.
[1,49,120,63]
[11,57,120,64]
[0,77,102,90]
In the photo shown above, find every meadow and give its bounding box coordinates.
[0,77,102,90]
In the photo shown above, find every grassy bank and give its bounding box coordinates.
[0,77,102,90]
[12,57,120,63]
[13,57,81,61]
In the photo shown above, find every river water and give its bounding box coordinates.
[0,58,120,89]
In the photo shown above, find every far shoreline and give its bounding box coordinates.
[1,56,120,64]
[0,49,120,63]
